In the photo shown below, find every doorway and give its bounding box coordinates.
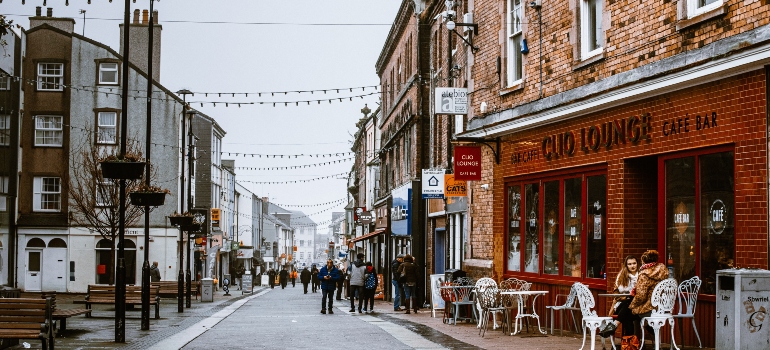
[25,238,45,291]
[434,228,446,275]
[43,238,67,292]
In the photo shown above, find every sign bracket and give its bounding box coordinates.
[453,137,501,164]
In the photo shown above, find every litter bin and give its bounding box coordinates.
[716,268,770,350]
[444,269,466,283]
[201,278,214,302]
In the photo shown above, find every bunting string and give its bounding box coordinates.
[266,198,347,208]
[238,172,347,185]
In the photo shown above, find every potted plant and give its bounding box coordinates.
[168,212,194,227]
[100,152,146,180]
[129,184,170,207]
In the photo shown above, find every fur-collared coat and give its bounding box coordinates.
[629,263,669,315]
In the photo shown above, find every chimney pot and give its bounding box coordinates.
[142,10,149,24]
[133,9,140,24]
[46,7,53,17]
[35,6,42,16]
[153,10,158,24]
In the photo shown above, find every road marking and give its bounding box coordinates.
[146,289,270,350]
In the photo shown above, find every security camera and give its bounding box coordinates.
[529,0,541,9]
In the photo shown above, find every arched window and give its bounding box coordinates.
[118,239,136,250]
[96,239,113,249]
[26,238,45,248]
[48,238,67,248]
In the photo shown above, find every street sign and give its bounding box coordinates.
[454,146,482,181]
[434,87,468,115]
[358,211,373,225]
[422,169,445,199]
[445,174,467,197]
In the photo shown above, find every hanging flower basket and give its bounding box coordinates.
[168,212,194,227]
[129,184,170,207]
[182,223,202,232]
[99,152,145,180]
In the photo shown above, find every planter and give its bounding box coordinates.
[169,216,194,227]
[129,192,166,207]
[184,223,202,232]
[101,161,146,180]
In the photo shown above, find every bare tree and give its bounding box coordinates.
[68,129,154,285]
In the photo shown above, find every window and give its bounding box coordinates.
[580,0,603,59]
[300,240,304,247]
[37,63,64,91]
[97,112,117,144]
[0,115,9,146]
[33,177,61,212]
[300,252,305,259]
[34,116,63,147]
[507,0,524,85]
[98,62,118,85]
[688,0,721,18]
[507,168,607,282]
[0,75,9,90]
[0,176,8,212]
[95,181,113,207]
[662,150,734,295]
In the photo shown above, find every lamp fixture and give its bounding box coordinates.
[446,20,480,53]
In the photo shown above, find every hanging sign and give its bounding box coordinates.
[211,208,221,227]
[236,248,253,259]
[453,146,482,180]
[434,87,468,115]
[444,174,467,197]
[422,169,445,199]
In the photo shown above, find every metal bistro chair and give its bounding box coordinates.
[546,284,580,335]
[450,277,477,325]
[672,276,702,348]
[474,278,498,329]
[478,284,501,337]
[439,281,455,324]
[574,282,616,350]
[641,278,680,350]
[499,278,532,333]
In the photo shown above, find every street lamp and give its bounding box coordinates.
[185,110,196,309]
[176,89,193,313]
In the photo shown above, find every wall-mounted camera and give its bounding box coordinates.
[529,0,541,9]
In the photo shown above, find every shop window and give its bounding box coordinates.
[506,168,607,283]
[663,150,734,295]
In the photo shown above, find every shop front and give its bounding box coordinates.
[492,70,767,347]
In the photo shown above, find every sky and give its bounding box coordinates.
[3,0,400,226]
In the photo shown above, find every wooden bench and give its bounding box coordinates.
[152,280,200,299]
[85,285,161,319]
[41,292,91,336]
[0,298,54,350]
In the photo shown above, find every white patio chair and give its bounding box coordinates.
[641,278,680,350]
[546,284,580,335]
[672,276,701,348]
[574,282,616,350]
[473,278,498,329]
[477,285,500,337]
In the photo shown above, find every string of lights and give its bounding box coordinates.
[291,203,347,220]
[238,172,347,185]
[266,198,347,208]
[233,158,353,171]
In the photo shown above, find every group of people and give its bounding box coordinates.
[600,249,670,343]
[265,267,299,289]
[316,253,380,315]
[391,253,419,314]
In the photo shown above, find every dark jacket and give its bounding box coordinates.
[364,267,378,290]
[311,268,319,283]
[390,259,402,281]
[318,265,341,291]
[629,263,669,315]
[397,261,419,285]
[150,265,161,282]
[279,269,289,281]
[300,269,311,283]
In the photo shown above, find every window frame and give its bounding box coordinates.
[0,75,10,90]
[95,181,114,207]
[579,0,604,60]
[687,0,722,18]
[33,176,62,212]
[97,61,120,85]
[95,110,118,144]
[0,176,8,212]
[37,63,65,91]
[34,115,64,147]
[0,115,9,146]
[506,0,524,87]
[657,144,735,296]
[504,164,607,288]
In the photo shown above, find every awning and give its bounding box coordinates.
[350,228,386,243]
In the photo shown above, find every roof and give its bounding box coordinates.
[290,210,316,226]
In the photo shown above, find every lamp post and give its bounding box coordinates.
[176,89,192,313]
[186,113,196,308]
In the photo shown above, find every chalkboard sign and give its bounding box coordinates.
[242,273,253,294]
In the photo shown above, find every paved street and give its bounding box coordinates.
[6,285,714,350]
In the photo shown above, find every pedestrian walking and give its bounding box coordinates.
[311,265,320,293]
[267,268,276,289]
[279,268,289,289]
[390,254,405,311]
[235,265,245,290]
[335,262,346,300]
[348,253,366,313]
[150,261,161,282]
[291,269,297,287]
[318,259,341,314]
[397,254,419,314]
[362,262,378,313]
[300,267,311,294]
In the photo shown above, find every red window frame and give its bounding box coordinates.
[504,164,607,288]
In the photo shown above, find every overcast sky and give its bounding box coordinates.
[3,0,399,226]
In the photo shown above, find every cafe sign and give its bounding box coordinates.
[454,146,482,181]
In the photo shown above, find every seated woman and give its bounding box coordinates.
[599,255,638,337]
[609,250,669,337]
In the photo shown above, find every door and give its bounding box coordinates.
[25,250,42,291]
[434,228,446,274]
[42,248,67,292]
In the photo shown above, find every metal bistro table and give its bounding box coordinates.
[500,290,549,335]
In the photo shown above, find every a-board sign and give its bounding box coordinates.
[430,274,446,317]
[241,273,253,294]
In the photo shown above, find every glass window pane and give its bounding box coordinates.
[586,175,607,279]
[666,157,696,284]
[564,177,582,277]
[507,185,522,272]
[543,181,560,275]
[524,183,540,273]
[29,251,41,271]
[699,152,734,294]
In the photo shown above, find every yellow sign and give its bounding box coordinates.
[445,174,467,197]
[211,208,220,227]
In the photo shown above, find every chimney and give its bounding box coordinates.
[29,6,75,33]
[262,197,269,215]
[119,9,162,82]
